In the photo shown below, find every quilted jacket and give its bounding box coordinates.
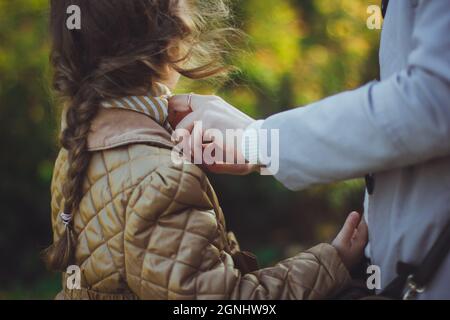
[50,106,351,300]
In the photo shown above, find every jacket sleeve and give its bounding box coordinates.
[124,163,350,300]
[261,0,450,191]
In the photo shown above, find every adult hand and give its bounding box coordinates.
[170,94,255,134]
[169,94,259,175]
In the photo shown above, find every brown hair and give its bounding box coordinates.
[43,0,235,271]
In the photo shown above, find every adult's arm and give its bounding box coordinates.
[260,0,450,190]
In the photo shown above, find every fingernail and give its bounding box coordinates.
[172,133,180,143]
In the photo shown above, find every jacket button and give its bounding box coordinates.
[365,174,376,195]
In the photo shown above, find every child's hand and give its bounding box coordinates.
[332,211,368,272]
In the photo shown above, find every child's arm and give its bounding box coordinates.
[124,163,354,300]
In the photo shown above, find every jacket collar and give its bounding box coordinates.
[101,82,172,130]
[84,82,175,152]
[87,107,174,152]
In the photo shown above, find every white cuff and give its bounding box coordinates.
[241,120,265,165]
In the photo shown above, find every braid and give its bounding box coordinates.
[42,84,101,271]
[62,91,100,214]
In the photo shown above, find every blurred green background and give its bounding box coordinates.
[0,0,381,299]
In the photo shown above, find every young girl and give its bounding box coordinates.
[44,0,367,300]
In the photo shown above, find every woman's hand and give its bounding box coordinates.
[169,94,255,134]
[332,211,368,272]
[169,94,259,175]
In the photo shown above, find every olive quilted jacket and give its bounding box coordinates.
[50,107,351,300]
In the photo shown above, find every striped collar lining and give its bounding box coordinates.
[102,95,169,125]
[101,82,172,128]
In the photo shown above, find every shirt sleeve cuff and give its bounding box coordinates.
[241,120,265,165]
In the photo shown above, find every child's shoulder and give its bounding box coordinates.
[51,143,211,212]
[96,143,208,192]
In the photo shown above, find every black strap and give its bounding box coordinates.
[413,221,450,288]
[381,0,389,18]
[381,221,450,299]
[381,262,416,299]
[365,174,375,195]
